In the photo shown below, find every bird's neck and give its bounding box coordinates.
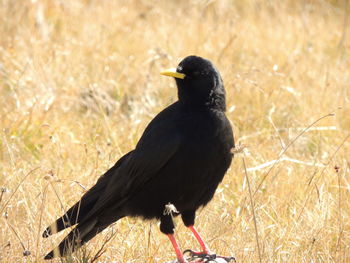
[178,91,226,112]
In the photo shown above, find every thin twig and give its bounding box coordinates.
[242,157,262,263]
[90,230,117,263]
[239,126,337,142]
[307,133,350,186]
[6,220,27,251]
[36,184,48,261]
[0,187,7,204]
[295,133,350,227]
[0,167,40,215]
[246,156,325,172]
[49,179,68,214]
[253,113,335,197]
[335,164,343,255]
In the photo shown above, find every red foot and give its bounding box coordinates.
[188,226,211,254]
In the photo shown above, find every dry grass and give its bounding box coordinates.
[0,0,350,262]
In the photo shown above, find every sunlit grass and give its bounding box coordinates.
[0,0,349,262]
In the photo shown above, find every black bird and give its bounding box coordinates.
[43,56,234,262]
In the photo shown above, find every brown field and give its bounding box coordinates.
[0,0,349,262]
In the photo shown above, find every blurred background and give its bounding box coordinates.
[0,0,349,262]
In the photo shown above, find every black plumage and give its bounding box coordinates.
[43,56,234,262]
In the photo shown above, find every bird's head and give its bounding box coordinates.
[161,56,226,111]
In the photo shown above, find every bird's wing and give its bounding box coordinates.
[79,108,183,223]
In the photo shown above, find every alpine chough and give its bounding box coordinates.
[43,55,234,262]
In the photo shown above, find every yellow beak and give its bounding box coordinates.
[160,68,186,79]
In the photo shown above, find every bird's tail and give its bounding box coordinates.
[42,151,133,239]
[42,199,96,238]
[42,208,80,238]
[44,219,105,260]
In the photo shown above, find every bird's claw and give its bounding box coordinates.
[183,249,236,263]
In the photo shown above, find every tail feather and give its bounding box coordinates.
[44,213,124,260]
[44,219,107,260]
[43,151,133,238]
[42,196,98,238]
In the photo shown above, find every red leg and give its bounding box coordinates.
[167,234,186,263]
[188,226,210,254]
